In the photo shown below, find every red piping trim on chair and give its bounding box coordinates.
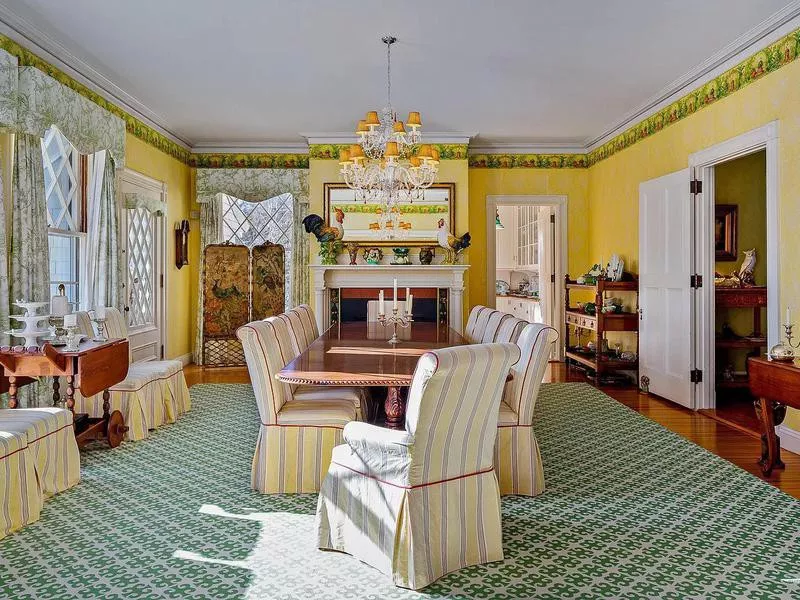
[261,422,345,430]
[0,421,75,460]
[109,372,181,393]
[330,462,494,490]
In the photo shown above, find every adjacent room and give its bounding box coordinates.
[2,1,800,598]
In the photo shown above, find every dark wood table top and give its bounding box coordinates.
[278,322,467,386]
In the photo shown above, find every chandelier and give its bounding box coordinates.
[338,35,439,238]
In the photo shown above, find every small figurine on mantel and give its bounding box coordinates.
[303,208,345,265]
[437,219,471,264]
[715,248,756,287]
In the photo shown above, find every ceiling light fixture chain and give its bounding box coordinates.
[338,35,439,240]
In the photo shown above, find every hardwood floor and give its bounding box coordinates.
[184,361,800,500]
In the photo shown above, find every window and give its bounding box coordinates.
[221,193,293,307]
[42,127,86,305]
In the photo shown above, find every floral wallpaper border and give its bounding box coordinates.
[309,143,469,160]
[468,153,588,169]
[2,24,799,170]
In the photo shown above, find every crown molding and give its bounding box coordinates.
[191,141,309,154]
[0,5,192,149]
[585,2,800,151]
[300,131,477,146]
[468,141,585,155]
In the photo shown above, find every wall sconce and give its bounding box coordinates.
[175,220,190,269]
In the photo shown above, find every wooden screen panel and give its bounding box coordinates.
[252,242,285,320]
[203,243,250,345]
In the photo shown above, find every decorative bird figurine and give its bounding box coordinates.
[437,218,471,264]
[302,207,345,243]
[714,248,757,287]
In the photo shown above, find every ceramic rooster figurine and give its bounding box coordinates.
[437,218,471,264]
[302,207,345,243]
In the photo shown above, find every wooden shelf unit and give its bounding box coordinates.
[564,276,639,384]
[715,286,767,391]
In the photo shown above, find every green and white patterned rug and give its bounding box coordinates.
[2,383,800,599]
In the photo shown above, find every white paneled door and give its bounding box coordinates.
[639,169,694,408]
[121,170,167,363]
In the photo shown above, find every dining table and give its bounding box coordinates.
[278,321,468,428]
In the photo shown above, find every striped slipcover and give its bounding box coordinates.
[464,305,487,343]
[494,321,558,497]
[237,317,364,494]
[316,343,520,590]
[0,407,80,539]
[480,310,512,343]
[71,309,190,441]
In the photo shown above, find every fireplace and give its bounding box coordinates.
[310,264,468,333]
[338,288,440,323]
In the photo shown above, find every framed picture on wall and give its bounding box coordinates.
[715,204,738,261]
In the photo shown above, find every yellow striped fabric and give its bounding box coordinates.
[237,316,364,494]
[0,407,81,539]
[317,343,519,590]
[495,322,558,497]
[0,430,41,540]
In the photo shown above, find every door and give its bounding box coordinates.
[495,206,516,269]
[121,169,167,363]
[639,168,694,408]
[537,206,555,327]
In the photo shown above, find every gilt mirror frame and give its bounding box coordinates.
[323,182,455,247]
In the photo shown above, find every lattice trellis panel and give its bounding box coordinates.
[127,207,155,327]
[42,126,79,232]
[202,338,246,367]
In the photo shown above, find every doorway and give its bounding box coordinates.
[486,195,567,357]
[120,168,168,363]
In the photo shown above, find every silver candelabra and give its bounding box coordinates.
[769,323,800,362]
[378,307,413,345]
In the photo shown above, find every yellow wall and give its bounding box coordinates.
[713,151,766,283]
[124,134,194,360]
[468,168,590,308]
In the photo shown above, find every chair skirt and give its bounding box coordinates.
[0,431,41,538]
[317,460,504,590]
[495,426,545,497]
[252,424,344,493]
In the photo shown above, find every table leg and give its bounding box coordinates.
[65,375,75,414]
[384,386,406,429]
[102,389,111,420]
[8,375,17,408]
[754,397,787,475]
[52,378,60,407]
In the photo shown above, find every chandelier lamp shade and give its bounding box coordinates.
[339,35,439,238]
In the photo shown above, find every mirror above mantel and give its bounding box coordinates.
[324,182,455,247]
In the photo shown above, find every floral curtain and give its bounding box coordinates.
[17,67,125,168]
[0,147,8,347]
[86,150,122,311]
[9,132,49,406]
[193,195,222,364]
[193,168,309,365]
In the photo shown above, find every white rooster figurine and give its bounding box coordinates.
[437,218,471,264]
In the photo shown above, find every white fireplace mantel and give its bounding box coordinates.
[310,264,469,333]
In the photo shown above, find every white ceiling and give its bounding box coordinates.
[0,0,794,148]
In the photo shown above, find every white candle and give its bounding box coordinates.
[787,305,791,326]
[393,278,398,309]
[63,314,77,328]
[407,294,413,315]
[96,306,107,320]
[379,290,385,315]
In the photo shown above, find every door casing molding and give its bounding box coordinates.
[688,121,779,410]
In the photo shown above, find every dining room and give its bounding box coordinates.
[5,2,800,599]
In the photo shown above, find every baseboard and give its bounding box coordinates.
[777,424,800,455]
[175,352,193,367]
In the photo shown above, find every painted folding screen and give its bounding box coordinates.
[203,244,250,366]
[252,242,285,320]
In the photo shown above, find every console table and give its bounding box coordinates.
[0,340,130,448]
[748,356,800,475]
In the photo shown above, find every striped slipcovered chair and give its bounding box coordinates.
[464,305,486,343]
[495,322,558,497]
[317,343,520,590]
[480,310,511,343]
[465,306,495,344]
[237,317,363,494]
[0,407,80,539]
